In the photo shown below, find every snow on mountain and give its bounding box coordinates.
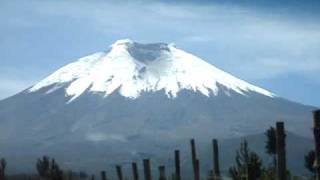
[29,39,274,102]
[0,39,316,174]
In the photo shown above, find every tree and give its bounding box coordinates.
[0,158,6,180]
[229,140,263,180]
[50,159,63,180]
[37,156,50,179]
[305,150,316,175]
[265,127,276,163]
[265,127,276,155]
[36,156,63,180]
[264,127,277,179]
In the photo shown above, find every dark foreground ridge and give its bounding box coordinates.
[1,109,320,180]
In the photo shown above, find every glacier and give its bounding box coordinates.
[29,39,275,102]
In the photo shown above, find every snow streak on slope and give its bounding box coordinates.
[29,39,274,102]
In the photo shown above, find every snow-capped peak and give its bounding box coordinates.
[111,39,133,47]
[29,39,275,102]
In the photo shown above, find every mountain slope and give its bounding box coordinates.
[0,39,316,174]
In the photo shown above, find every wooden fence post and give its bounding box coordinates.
[190,139,199,180]
[314,110,320,180]
[101,171,107,180]
[190,139,197,169]
[276,121,286,180]
[132,162,139,180]
[116,165,123,180]
[194,159,200,180]
[143,159,152,180]
[158,166,166,180]
[212,139,220,179]
[174,150,181,180]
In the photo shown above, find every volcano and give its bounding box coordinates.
[0,39,315,174]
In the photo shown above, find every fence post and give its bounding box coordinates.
[158,166,166,180]
[194,159,200,180]
[143,159,152,180]
[174,150,181,180]
[190,139,197,169]
[132,162,139,180]
[314,110,320,180]
[276,121,286,180]
[101,171,107,180]
[116,165,123,180]
[212,139,220,179]
[190,139,199,180]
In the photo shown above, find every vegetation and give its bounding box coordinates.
[36,156,63,180]
[229,140,263,179]
[1,109,320,180]
[265,127,277,165]
[305,150,316,176]
[0,158,6,180]
[263,126,277,180]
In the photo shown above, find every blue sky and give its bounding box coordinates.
[0,0,319,106]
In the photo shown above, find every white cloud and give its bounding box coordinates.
[1,0,320,82]
[86,132,127,142]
